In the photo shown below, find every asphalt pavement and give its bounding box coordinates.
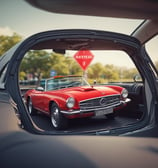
[31,112,138,133]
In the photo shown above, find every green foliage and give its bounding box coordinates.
[103,64,119,81]
[67,59,83,75]
[0,33,22,56]
[50,53,71,75]
[88,63,104,79]
[121,67,138,79]
[88,64,139,84]
[20,49,139,84]
[20,50,84,82]
[0,33,140,84]
[20,50,52,81]
[19,71,26,81]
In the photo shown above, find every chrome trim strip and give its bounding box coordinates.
[79,94,121,110]
[122,98,131,103]
[79,94,120,103]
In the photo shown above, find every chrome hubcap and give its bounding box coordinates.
[51,106,59,127]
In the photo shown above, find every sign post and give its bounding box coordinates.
[50,70,56,77]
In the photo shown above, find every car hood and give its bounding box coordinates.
[47,86,120,102]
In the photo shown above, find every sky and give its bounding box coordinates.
[0,0,152,68]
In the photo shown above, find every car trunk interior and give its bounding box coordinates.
[18,30,148,134]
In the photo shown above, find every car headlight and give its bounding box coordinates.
[121,89,128,99]
[66,97,75,108]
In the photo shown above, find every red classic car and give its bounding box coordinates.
[24,75,130,130]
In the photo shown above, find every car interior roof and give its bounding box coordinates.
[131,20,158,44]
[31,36,137,51]
[25,0,158,19]
[26,0,158,44]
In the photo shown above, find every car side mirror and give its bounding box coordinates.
[36,86,44,91]
[133,74,142,82]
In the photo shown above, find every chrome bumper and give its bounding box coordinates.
[60,98,131,115]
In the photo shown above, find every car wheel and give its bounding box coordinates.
[27,97,37,115]
[50,103,68,130]
[106,112,115,119]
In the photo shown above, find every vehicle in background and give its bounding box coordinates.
[25,75,129,129]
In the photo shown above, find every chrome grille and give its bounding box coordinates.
[80,95,121,111]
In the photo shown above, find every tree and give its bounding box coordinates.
[0,33,22,56]
[20,51,83,82]
[103,64,119,81]
[67,59,83,75]
[50,52,70,75]
[120,67,138,81]
[88,63,104,79]
[20,50,51,82]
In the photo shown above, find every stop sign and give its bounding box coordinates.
[73,50,94,70]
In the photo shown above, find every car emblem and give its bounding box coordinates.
[100,98,107,106]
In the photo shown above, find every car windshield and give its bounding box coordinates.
[45,76,90,91]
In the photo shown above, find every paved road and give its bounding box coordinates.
[31,113,138,134]
[0,90,10,102]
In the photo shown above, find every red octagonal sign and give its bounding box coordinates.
[73,50,94,71]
